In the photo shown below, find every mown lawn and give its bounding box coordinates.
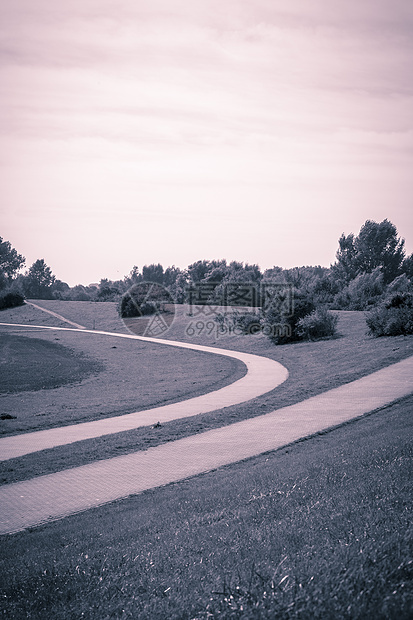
[1,395,412,619]
[1,303,412,486]
[0,333,103,395]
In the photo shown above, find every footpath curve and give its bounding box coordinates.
[0,323,289,460]
[0,355,412,534]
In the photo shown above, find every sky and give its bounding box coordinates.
[1,0,412,286]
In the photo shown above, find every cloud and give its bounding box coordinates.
[1,1,412,284]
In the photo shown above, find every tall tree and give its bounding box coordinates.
[142,263,164,284]
[23,259,56,299]
[333,233,358,284]
[354,219,405,284]
[333,220,406,285]
[0,236,25,288]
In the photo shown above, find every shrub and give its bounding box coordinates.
[0,291,25,310]
[365,292,413,337]
[232,311,262,334]
[119,295,162,318]
[296,308,339,341]
[263,292,315,344]
[214,311,262,335]
[386,273,412,296]
[332,268,384,310]
[119,283,174,318]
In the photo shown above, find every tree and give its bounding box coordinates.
[333,220,406,285]
[332,233,358,284]
[163,266,181,287]
[141,263,164,284]
[401,253,413,281]
[51,279,70,299]
[124,266,142,289]
[354,219,405,284]
[96,278,122,301]
[23,259,56,299]
[0,236,25,289]
[186,259,227,283]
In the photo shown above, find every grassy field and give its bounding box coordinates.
[0,300,412,618]
[0,332,103,395]
[0,311,246,437]
[0,395,411,619]
[1,301,412,485]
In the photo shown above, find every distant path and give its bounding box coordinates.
[0,355,412,534]
[26,301,86,330]
[0,323,289,460]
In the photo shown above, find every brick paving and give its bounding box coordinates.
[0,355,412,535]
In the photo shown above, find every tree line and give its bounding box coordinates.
[1,219,412,311]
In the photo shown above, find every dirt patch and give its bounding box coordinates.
[0,334,103,394]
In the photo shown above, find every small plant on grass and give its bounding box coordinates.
[296,307,338,341]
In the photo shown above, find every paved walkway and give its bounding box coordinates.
[0,323,288,460]
[0,355,412,534]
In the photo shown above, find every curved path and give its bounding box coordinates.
[0,323,289,461]
[0,355,412,534]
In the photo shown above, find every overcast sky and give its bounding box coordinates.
[1,0,412,286]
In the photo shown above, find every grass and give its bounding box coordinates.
[0,300,412,617]
[0,333,102,394]
[1,395,412,619]
[0,322,245,438]
[1,302,412,485]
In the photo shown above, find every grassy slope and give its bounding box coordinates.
[1,302,412,484]
[0,395,411,619]
[0,301,412,618]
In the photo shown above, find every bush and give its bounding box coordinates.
[296,308,339,341]
[119,283,174,318]
[366,292,413,337]
[213,311,262,335]
[232,311,262,334]
[332,268,384,310]
[120,295,162,318]
[0,291,25,310]
[386,273,412,296]
[263,292,315,344]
